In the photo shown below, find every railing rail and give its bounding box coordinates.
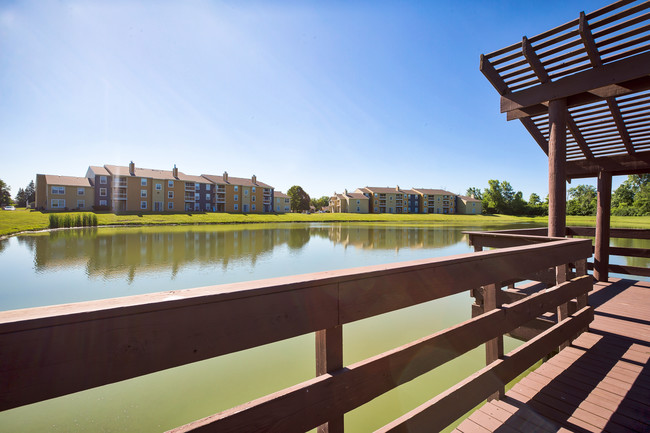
[566,226,650,278]
[0,235,592,432]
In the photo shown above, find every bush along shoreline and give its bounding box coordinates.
[49,213,98,229]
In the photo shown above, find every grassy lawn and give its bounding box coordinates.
[1,208,649,237]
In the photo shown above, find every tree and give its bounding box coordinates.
[613,174,650,216]
[14,188,27,207]
[482,180,510,214]
[0,179,11,207]
[310,196,329,211]
[25,180,35,205]
[465,187,482,200]
[528,193,541,206]
[287,185,311,212]
[567,184,597,216]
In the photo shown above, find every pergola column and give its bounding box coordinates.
[548,98,567,238]
[594,170,612,282]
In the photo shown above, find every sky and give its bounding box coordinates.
[0,0,626,200]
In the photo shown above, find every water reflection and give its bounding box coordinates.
[15,224,468,282]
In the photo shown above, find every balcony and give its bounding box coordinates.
[185,183,195,192]
[112,193,127,200]
[184,193,195,201]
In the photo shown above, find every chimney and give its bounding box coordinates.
[129,161,135,176]
[396,185,400,191]
[172,164,178,179]
[344,188,348,195]
[223,171,228,183]
[252,174,257,185]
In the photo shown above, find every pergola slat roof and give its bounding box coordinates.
[481,0,650,179]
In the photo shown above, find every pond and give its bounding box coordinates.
[0,222,645,432]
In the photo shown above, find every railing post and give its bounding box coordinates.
[484,283,504,401]
[556,264,570,350]
[316,326,344,433]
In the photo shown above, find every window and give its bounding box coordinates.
[234,194,238,201]
[141,190,147,197]
[141,178,147,186]
[244,189,248,196]
[357,206,360,212]
[77,200,85,208]
[252,195,256,202]
[284,198,289,203]
[357,200,360,204]
[206,193,210,200]
[154,201,163,211]
[234,204,238,211]
[99,199,107,206]
[195,193,200,200]
[168,202,174,210]
[234,185,238,192]
[155,183,162,190]
[100,176,107,184]
[252,187,256,193]
[168,191,174,199]
[51,186,65,194]
[168,180,174,188]
[77,188,85,195]
[205,184,211,191]
[252,204,256,211]
[100,188,107,196]
[141,201,147,209]
[51,199,65,208]
[194,202,200,211]
[205,203,210,211]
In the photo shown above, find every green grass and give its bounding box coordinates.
[1,208,649,237]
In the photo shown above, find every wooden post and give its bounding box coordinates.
[548,98,567,238]
[316,326,344,433]
[594,171,612,282]
[556,264,570,350]
[484,283,504,400]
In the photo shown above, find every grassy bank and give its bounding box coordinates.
[1,208,649,237]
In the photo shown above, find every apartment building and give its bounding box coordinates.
[456,195,483,214]
[412,189,456,214]
[274,191,291,213]
[329,190,369,213]
[355,187,410,214]
[35,174,95,211]
[37,162,274,213]
[201,172,273,214]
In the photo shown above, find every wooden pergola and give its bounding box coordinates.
[480,0,650,281]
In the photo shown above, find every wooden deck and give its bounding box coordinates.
[454,278,650,433]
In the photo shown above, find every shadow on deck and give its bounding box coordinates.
[455,278,650,433]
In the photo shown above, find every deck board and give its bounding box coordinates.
[453,278,650,432]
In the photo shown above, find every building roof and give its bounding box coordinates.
[87,166,110,176]
[458,195,482,203]
[44,175,93,187]
[180,174,210,184]
[480,0,650,179]
[274,191,289,198]
[363,186,405,194]
[201,174,273,189]
[344,192,368,200]
[412,188,454,196]
[104,164,182,181]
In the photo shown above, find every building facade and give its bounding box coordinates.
[37,162,275,213]
[412,189,456,214]
[329,190,369,213]
[274,191,291,213]
[456,195,483,214]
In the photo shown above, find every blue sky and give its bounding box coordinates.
[0,0,621,200]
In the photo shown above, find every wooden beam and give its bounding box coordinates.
[522,36,550,84]
[579,11,602,67]
[606,97,636,154]
[594,171,612,282]
[548,98,567,238]
[566,150,650,179]
[480,54,510,95]
[500,51,650,114]
[566,113,594,159]
[484,284,504,401]
[519,117,549,154]
[316,326,344,433]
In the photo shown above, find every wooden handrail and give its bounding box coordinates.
[0,237,592,432]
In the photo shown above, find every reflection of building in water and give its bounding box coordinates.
[17,225,468,282]
[320,225,466,251]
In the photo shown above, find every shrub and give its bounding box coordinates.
[49,214,60,229]
[63,214,73,228]
[75,214,82,227]
[91,214,98,226]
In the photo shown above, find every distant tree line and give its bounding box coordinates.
[0,178,35,207]
[467,174,649,216]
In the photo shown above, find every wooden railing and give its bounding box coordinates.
[0,236,592,432]
[566,226,650,279]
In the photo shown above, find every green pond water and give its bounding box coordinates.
[0,223,646,432]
